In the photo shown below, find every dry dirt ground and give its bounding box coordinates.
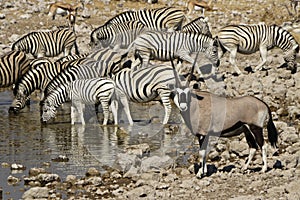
[1,0,300,199]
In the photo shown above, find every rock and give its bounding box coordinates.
[11,163,26,171]
[65,175,77,185]
[125,143,150,157]
[29,168,46,176]
[0,13,5,19]
[7,175,21,185]
[86,176,102,186]
[229,140,248,156]
[37,173,61,185]
[22,187,50,199]
[86,167,101,177]
[140,155,173,173]
[113,153,141,173]
[51,155,69,162]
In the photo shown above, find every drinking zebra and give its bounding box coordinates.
[12,28,79,58]
[126,31,220,76]
[113,64,182,125]
[90,21,146,49]
[104,7,185,31]
[218,23,299,74]
[9,54,87,113]
[42,77,123,125]
[0,50,32,88]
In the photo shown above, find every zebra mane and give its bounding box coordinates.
[103,10,136,26]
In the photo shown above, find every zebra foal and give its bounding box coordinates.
[126,31,220,76]
[218,23,299,74]
[0,50,32,88]
[12,28,79,58]
[42,77,118,125]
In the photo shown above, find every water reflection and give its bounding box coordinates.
[0,90,194,199]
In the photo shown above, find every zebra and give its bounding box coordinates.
[42,77,123,125]
[90,20,146,50]
[181,16,212,37]
[217,23,300,74]
[104,7,185,31]
[112,64,182,125]
[0,50,32,88]
[9,54,88,113]
[126,31,220,76]
[12,28,79,58]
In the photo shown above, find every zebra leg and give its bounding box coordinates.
[99,98,110,125]
[255,46,268,71]
[78,102,85,125]
[110,100,118,125]
[117,90,134,125]
[178,53,204,77]
[228,47,242,75]
[71,105,76,125]
[159,92,172,125]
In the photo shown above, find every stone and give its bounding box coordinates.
[22,187,50,199]
[140,155,173,173]
[86,167,101,177]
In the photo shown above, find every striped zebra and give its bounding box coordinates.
[113,64,181,125]
[126,31,220,76]
[104,7,185,31]
[12,28,79,58]
[218,23,300,74]
[0,50,32,88]
[181,16,212,37]
[42,78,123,125]
[9,54,87,113]
[90,21,146,49]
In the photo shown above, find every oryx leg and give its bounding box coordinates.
[196,134,209,178]
[255,46,268,71]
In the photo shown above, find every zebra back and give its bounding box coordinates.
[0,50,31,87]
[90,21,146,49]
[12,28,78,58]
[104,10,137,25]
[182,16,212,37]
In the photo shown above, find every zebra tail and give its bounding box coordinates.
[267,107,278,149]
[74,39,80,55]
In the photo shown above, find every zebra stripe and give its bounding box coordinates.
[44,48,127,97]
[218,23,300,74]
[113,65,179,124]
[127,31,219,76]
[9,54,88,113]
[105,7,185,31]
[12,28,79,58]
[90,21,146,49]
[181,16,212,37]
[0,50,32,87]
[42,78,116,125]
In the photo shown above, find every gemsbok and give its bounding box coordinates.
[170,76,278,178]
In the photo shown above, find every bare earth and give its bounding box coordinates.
[1,0,300,199]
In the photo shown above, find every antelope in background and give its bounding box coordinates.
[186,0,213,15]
[48,1,84,31]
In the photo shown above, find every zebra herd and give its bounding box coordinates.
[0,5,298,177]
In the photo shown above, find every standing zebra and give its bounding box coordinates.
[9,54,87,113]
[126,31,220,76]
[181,16,212,37]
[90,21,146,49]
[218,23,300,74]
[113,64,181,125]
[104,7,185,31]
[12,28,79,58]
[0,50,32,88]
[42,78,120,125]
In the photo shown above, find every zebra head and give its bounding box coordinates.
[41,100,57,122]
[283,44,299,74]
[9,87,29,113]
[205,37,220,68]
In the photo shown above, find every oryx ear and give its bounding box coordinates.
[195,94,204,100]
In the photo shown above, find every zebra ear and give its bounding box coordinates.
[293,44,299,53]
[168,83,176,91]
[213,36,219,46]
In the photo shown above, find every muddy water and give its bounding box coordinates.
[0,90,194,199]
